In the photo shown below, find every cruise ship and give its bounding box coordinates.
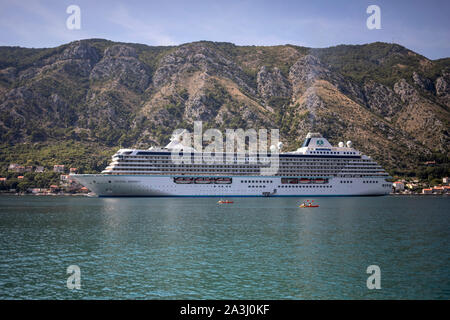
[71,133,392,197]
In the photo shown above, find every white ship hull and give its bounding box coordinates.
[72,174,391,197]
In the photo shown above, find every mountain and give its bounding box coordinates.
[0,39,449,178]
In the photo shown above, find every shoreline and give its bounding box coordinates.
[0,192,90,196]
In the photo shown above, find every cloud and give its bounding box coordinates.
[0,0,92,47]
[0,1,178,48]
[107,4,177,46]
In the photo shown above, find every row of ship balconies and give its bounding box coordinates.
[106,162,383,170]
[112,156,372,163]
[103,166,387,175]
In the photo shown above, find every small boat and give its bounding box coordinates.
[299,200,319,208]
[299,204,319,208]
[217,199,234,204]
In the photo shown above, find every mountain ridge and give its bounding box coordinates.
[0,39,448,178]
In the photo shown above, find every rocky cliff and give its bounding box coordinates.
[0,39,448,174]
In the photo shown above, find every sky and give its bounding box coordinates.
[0,0,448,59]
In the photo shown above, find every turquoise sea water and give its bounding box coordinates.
[0,195,448,299]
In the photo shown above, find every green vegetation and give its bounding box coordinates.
[313,42,449,87]
[387,152,450,182]
[0,140,116,191]
[0,172,61,192]
[0,141,115,174]
[0,45,66,72]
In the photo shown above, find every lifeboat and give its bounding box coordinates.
[314,178,326,184]
[299,178,310,184]
[174,177,193,184]
[195,177,212,184]
[215,177,232,184]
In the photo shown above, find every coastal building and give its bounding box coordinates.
[17,176,24,179]
[432,187,444,194]
[24,166,33,172]
[30,188,50,194]
[8,164,25,173]
[430,186,450,194]
[53,165,65,173]
[422,188,432,194]
[35,166,45,173]
[49,185,59,192]
[393,181,405,192]
[70,168,77,173]
[443,177,449,185]
[406,183,417,189]
[0,177,6,182]
[60,174,84,192]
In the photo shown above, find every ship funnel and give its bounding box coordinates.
[338,142,344,148]
[277,142,283,150]
[171,129,188,142]
[346,141,353,148]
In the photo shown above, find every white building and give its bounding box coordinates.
[393,181,405,191]
[53,165,65,173]
[35,166,44,173]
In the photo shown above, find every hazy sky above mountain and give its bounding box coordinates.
[0,0,448,59]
